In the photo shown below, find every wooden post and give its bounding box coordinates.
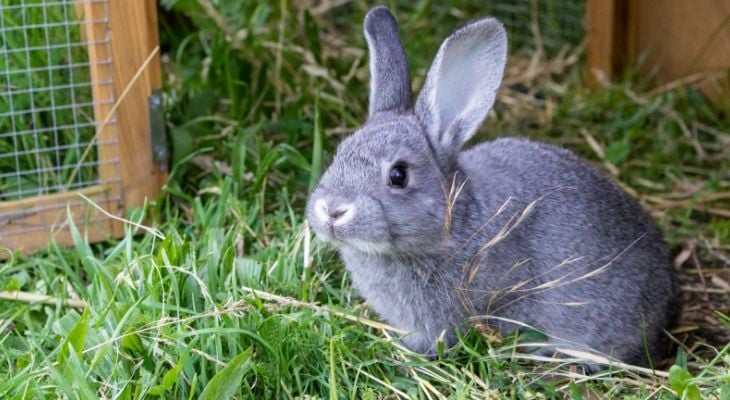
[585,0,630,85]
[80,0,123,236]
[81,0,165,235]
[107,0,166,214]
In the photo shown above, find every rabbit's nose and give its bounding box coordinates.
[328,208,346,219]
[314,199,355,226]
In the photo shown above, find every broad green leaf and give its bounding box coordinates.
[669,365,693,396]
[58,307,91,365]
[156,235,178,266]
[149,352,189,396]
[199,347,253,400]
[569,382,584,400]
[604,138,631,165]
[171,126,194,166]
[720,383,730,400]
[684,383,701,400]
[121,327,145,354]
[5,271,28,291]
[163,354,188,388]
[63,347,99,399]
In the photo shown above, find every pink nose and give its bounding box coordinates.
[314,199,354,226]
[328,208,346,220]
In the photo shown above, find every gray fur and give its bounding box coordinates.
[364,6,412,116]
[306,7,676,368]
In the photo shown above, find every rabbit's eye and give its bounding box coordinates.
[389,164,408,188]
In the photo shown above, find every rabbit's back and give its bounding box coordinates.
[459,137,676,364]
[461,138,661,253]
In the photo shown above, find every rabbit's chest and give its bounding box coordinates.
[340,252,462,335]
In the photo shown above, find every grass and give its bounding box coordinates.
[1,0,730,398]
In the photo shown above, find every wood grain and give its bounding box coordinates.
[587,0,730,104]
[108,0,166,213]
[586,0,623,83]
[0,185,117,256]
[629,0,730,103]
[80,0,124,236]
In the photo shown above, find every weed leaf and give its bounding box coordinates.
[199,347,253,400]
[58,307,91,365]
[669,365,699,399]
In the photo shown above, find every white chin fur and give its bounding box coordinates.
[342,239,392,255]
[313,231,391,255]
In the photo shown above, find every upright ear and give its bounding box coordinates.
[415,18,507,155]
[364,7,412,117]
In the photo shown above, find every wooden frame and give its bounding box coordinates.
[585,0,627,82]
[587,0,730,104]
[0,1,165,256]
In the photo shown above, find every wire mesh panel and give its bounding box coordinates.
[0,0,119,200]
[483,0,586,54]
[0,0,125,251]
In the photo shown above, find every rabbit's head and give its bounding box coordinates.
[307,7,507,255]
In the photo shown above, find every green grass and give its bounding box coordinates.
[2,1,730,398]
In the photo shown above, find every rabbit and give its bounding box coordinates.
[306,6,677,369]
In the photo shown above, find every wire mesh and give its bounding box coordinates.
[0,0,121,239]
[0,0,119,201]
[483,0,585,54]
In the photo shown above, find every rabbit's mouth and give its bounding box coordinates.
[307,195,393,254]
[312,227,393,255]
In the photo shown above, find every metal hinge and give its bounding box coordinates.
[148,89,169,170]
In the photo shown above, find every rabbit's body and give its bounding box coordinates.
[339,136,674,364]
[307,7,676,368]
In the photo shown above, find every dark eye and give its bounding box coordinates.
[389,164,408,188]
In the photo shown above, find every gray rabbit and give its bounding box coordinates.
[306,6,676,368]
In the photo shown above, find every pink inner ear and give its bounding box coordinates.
[418,18,507,149]
[437,35,486,134]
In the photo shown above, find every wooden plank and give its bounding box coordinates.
[629,0,730,104]
[0,185,117,257]
[586,0,730,104]
[585,0,630,85]
[107,0,166,213]
[79,0,124,237]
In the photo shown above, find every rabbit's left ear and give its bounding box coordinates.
[415,18,507,155]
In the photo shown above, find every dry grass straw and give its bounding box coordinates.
[0,290,86,310]
[436,172,676,394]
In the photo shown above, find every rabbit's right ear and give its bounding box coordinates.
[415,18,507,158]
[364,7,412,117]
